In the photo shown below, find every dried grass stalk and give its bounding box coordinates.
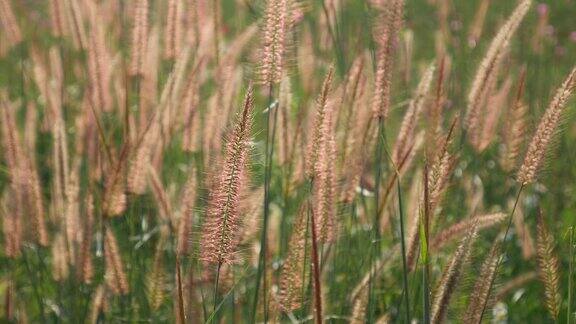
[371,0,404,119]
[278,207,308,311]
[89,285,107,324]
[200,85,254,265]
[130,0,149,76]
[0,0,22,48]
[431,225,477,324]
[147,237,167,310]
[536,210,561,320]
[465,0,531,147]
[431,213,506,251]
[306,67,334,177]
[78,194,95,284]
[495,271,538,301]
[500,69,528,172]
[104,228,130,295]
[259,0,293,85]
[517,66,576,184]
[177,171,197,256]
[392,63,435,166]
[462,242,501,324]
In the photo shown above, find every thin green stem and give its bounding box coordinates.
[367,118,385,321]
[423,165,431,324]
[252,83,276,322]
[397,178,410,323]
[213,262,222,314]
[569,226,574,324]
[206,267,250,324]
[22,248,47,323]
[478,183,525,323]
[300,188,312,319]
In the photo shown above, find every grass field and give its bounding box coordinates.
[1,0,576,323]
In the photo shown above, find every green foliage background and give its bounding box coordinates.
[0,0,576,323]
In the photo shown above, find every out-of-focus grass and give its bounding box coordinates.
[0,0,575,323]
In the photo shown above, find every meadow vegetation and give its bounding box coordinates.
[1,0,576,322]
